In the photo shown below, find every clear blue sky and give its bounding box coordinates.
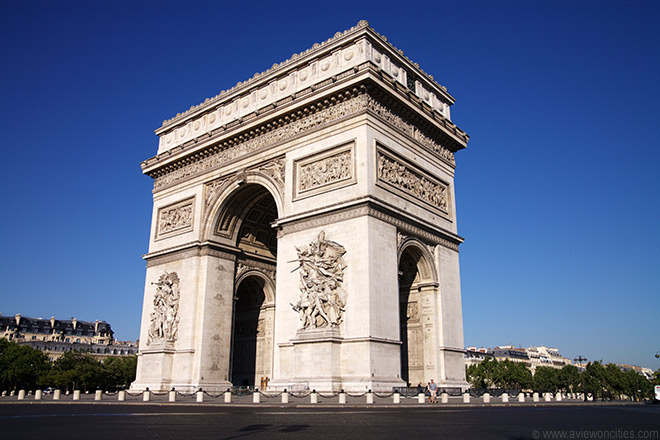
[1,0,658,369]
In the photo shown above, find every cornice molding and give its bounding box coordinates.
[144,241,238,268]
[278,199,462,252]
[146,82,463,193]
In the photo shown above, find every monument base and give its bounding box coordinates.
[268,328,406,392]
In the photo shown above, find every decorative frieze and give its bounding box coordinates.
[291,231,347,330]
[367,97,455,165]
[147,272,181,345]
[151,89,458,191]
[153,92,368,190]
[156,197,195,239]
[294,143,355,200]
[377,148,449,215]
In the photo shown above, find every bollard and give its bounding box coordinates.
[483,392,491,403]
[35,390,42,400]
[1,391,5,397]
[253,388,260,404]
[366,390,373,404]
[169,389,176,402]
[393,391,400,404]
[10,390,15,397]
[555,393,562,401]
[544,393,551,402]
[118,390,125,401]
[418,392,425,404]
[339,390,346,404]
[196,388,203,403]
[143,388,151,402]
[518,393,525,403]
[95,390,103,401]
[463,392,470,403]
[53,389,61,400]
[73,390,80,400]
[441,392,449,404]
[310,390,318,404]
[18,389,26,400]
[533,392,539,402]
[224,389,231,403]
[282,389,289,404]
[501,392,509,403]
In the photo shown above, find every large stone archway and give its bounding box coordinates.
[398,240,437,387]
[132,21,469,392]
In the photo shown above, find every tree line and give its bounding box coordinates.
[0,339,136,393]
[466,357,659,401]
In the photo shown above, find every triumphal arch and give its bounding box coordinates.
[131,21,470,393]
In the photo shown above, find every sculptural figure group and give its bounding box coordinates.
[147,271,181,345]
[292,231,347,329]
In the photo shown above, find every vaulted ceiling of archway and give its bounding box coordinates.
[238,193,277,259]
[214,184,278,260]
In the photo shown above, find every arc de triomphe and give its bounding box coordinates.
[131,21,469,393]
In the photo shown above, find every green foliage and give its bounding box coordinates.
[466,358,532,389]
[558,365,580,393]
[464,356,656,401]
[0,339,137,392]
[0,338,51,391]
[533,367,559,393]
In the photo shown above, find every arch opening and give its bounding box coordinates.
[220,184,278,389]
[398,245,431,387]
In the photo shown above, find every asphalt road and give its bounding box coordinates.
[1,403,658,440]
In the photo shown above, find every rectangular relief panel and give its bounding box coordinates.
[293,141,356,201]
[155,196,195,240]
[375,144,451,219]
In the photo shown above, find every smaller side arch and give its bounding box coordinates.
[234,267,276,306]
[397,238,438,285]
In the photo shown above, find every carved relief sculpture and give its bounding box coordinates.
[291,231,347,329]
[299,149,352,191]
[157,198,194,237]
[147,272,181,345]
[377,151,449,213]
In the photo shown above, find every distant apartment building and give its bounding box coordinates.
[0,313,137,361]
[464,345,573,372]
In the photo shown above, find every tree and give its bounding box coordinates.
[582,361,607,400]
[558,365,580,394]
[0,339,50,392]
[51,351,103,392]
[100,356,137,391]
[533,367,559,393]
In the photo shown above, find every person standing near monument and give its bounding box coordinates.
[427,379,438,403]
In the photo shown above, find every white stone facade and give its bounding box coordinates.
[131,21,469,393]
